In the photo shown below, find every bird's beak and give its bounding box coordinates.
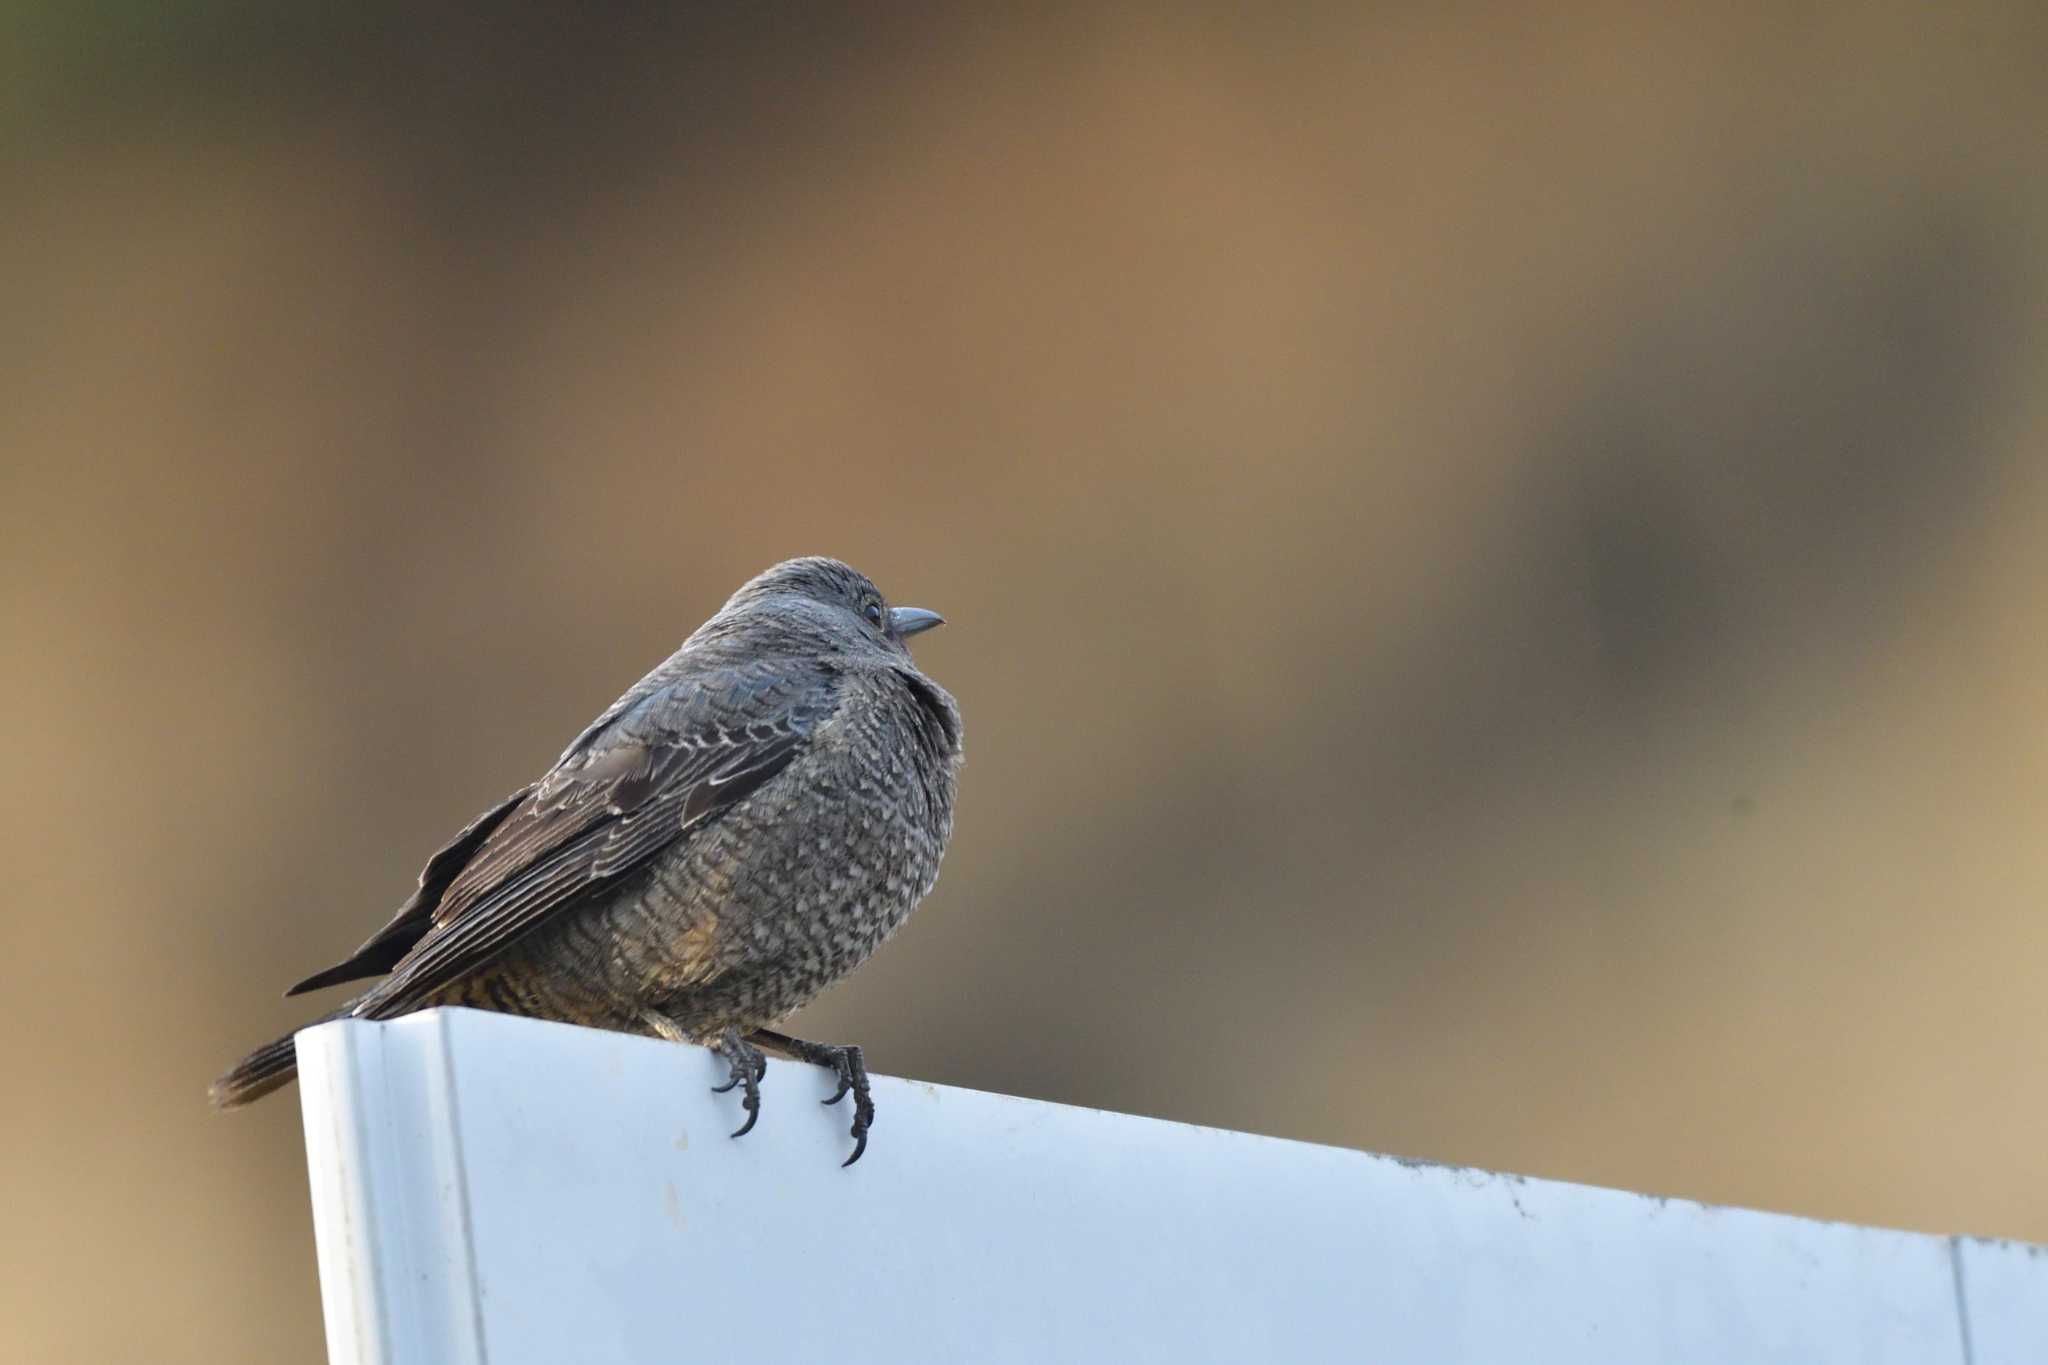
[890,606,946,638]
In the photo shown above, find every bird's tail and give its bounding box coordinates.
[208,1032,300,1109]
[209,1006,351,1109]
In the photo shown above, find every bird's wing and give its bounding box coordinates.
[285,784,536,996]
[352,658,839,1015]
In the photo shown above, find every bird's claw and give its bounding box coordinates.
[746,1030,877,1165]
[815,1044,874,1166]
[711,1029,767,1139]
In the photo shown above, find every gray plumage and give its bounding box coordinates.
[212,557,962,1163]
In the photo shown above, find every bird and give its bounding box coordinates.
[210,556,962,1165]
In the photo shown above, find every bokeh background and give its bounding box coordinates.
[8,4,2048,1360]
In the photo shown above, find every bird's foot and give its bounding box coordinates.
[710,1027,768,1139]
[751,1029,874,1166]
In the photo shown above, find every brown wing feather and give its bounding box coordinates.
[285,784,535,996]
[353,660,837,1016]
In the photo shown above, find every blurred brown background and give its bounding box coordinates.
[7,4,2048,1360]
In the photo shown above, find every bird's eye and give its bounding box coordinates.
[864,601,884,626]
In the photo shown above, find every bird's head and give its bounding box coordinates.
[707,557,946,660]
